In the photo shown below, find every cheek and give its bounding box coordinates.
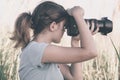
[60,27,65,37]
[58,30,64,39]
[59,31,64,40]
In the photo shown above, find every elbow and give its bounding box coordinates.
[78,48,98,62]
[89,50,98,58]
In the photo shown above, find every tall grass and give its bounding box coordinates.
[0,33,119,80]
[0,32,20,80]
[0,0,120,79]
[82,34,119,80]
[110,37,120,80]
[110,37,120,61]
[0,30,119,80]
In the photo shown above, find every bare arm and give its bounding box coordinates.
[42,6,97,64]
[58,64,73,80]
[71,6,96,54]
[58,37,83,80]
[59,36,83,80]
[69,18,99,80]
[58,21,99,80]
[58,63,82,80]
[70,36,83,80]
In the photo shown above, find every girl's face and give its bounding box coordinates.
[53,20,66,43]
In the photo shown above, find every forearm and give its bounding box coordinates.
[59,63,83,80]
[58,64,73,80]
[70,63,83,80]
[70,40,83,80]
[73,15,97,53]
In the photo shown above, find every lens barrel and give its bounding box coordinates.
[66,16,113,36]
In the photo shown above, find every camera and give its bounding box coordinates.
[65,16,113,36]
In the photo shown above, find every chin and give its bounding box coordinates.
[54,39,61,43]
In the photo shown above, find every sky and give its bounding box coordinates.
[0,0,118,31]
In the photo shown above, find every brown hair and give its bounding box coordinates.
[10,1,68,49]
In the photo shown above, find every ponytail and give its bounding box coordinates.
[10,12,33,49]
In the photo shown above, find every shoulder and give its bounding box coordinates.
[25,41,49,50]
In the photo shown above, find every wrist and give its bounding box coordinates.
[73,15,84,24]
[71,40,80,47]
[71,35,80,47]
[72,11,84,19]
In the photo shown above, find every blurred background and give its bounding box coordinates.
[0,0,120,80]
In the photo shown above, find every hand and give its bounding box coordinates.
[67,6,84,18]
[71,21,99,47]
[86,21,99,35]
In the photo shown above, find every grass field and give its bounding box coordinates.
[0,27,119,80]
[0,0,120,80]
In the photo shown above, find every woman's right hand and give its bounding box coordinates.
[67,6,84,18]
[71,20,99,47]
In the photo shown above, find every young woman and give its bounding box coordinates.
[11,1,98,80]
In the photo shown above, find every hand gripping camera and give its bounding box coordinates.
[65,16,113,36]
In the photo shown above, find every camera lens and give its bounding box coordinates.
[66,16,113,36]
[85,19,98,32]
[97,17,113,35]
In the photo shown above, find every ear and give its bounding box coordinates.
[49,21,58,31]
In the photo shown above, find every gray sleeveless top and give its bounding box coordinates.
[19,41,64,80]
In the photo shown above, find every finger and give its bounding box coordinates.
[72,34,80,41]
[90,21,95,32]
[66,8,72,15]
[86,21,90,28]
[92,27,99,35]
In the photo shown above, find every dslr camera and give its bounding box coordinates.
[65,16,113,36]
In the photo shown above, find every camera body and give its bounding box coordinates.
[65,16,113,36]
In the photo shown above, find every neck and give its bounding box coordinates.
[33,32,52,44]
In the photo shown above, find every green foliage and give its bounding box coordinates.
[110,37,120,61]
[0,53,7,80]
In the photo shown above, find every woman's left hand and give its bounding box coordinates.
[86,21,99,35]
